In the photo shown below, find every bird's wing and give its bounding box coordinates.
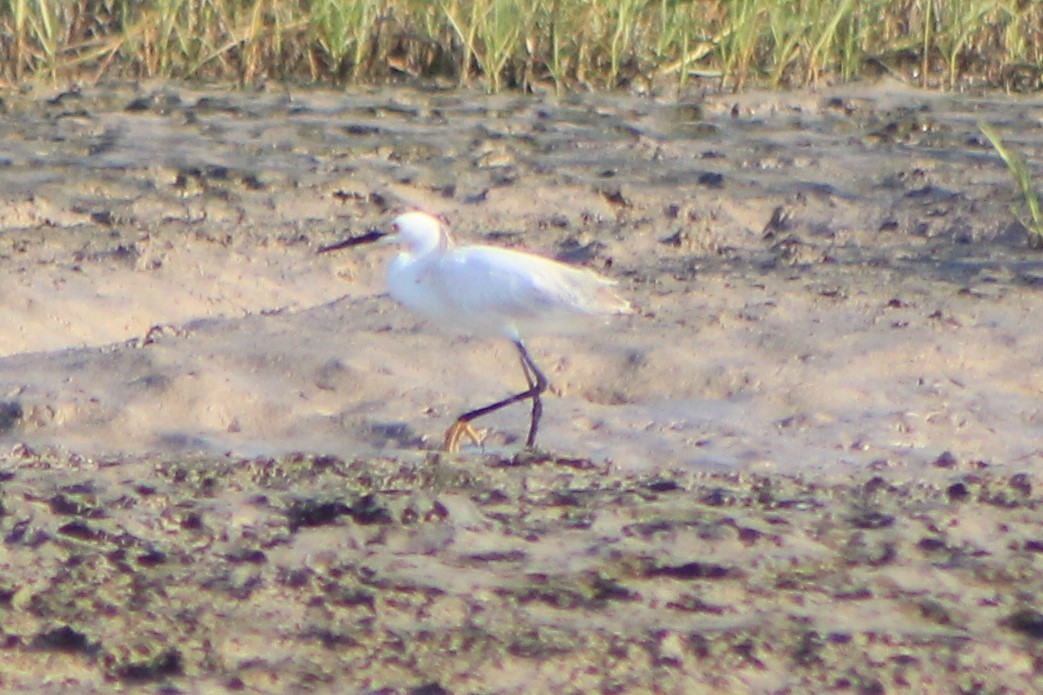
[431,246,623,320]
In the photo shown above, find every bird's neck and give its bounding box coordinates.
[409,228,451,258]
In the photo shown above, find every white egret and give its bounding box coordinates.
[319,211,631,452]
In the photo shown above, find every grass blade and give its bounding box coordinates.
[979,121,1043,249]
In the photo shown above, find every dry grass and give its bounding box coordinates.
[1,0,1042,91]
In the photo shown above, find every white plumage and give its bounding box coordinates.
[320,210,631,451]
[385,211,631,340]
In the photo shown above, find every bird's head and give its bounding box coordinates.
[318,210,449,255]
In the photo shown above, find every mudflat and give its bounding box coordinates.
[1,81,1042,691]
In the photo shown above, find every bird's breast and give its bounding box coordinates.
[386,258,446,318]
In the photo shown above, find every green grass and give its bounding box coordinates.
[980,122,1043,249]
[0,0,1041,91]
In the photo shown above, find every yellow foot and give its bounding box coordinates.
[443,420,483,452]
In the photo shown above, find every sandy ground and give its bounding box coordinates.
[1,80,1042,691]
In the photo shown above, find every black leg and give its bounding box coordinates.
[518,348,537,389]
[515,344,541,444]
[444,340,548,451]
[516,341,548,447]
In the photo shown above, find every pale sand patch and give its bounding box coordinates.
[1,82,1041,472]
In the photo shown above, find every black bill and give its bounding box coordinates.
[317,229,386,254]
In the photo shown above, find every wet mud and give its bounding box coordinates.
[1,80,1043,690]
[4,449,1043,692]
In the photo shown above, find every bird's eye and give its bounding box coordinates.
[391,223,400,233]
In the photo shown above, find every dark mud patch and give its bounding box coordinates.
[2,449,1042,691]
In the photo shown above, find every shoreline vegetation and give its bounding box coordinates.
[2,0,1041,93]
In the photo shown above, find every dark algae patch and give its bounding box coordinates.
[2,449,1043,691]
